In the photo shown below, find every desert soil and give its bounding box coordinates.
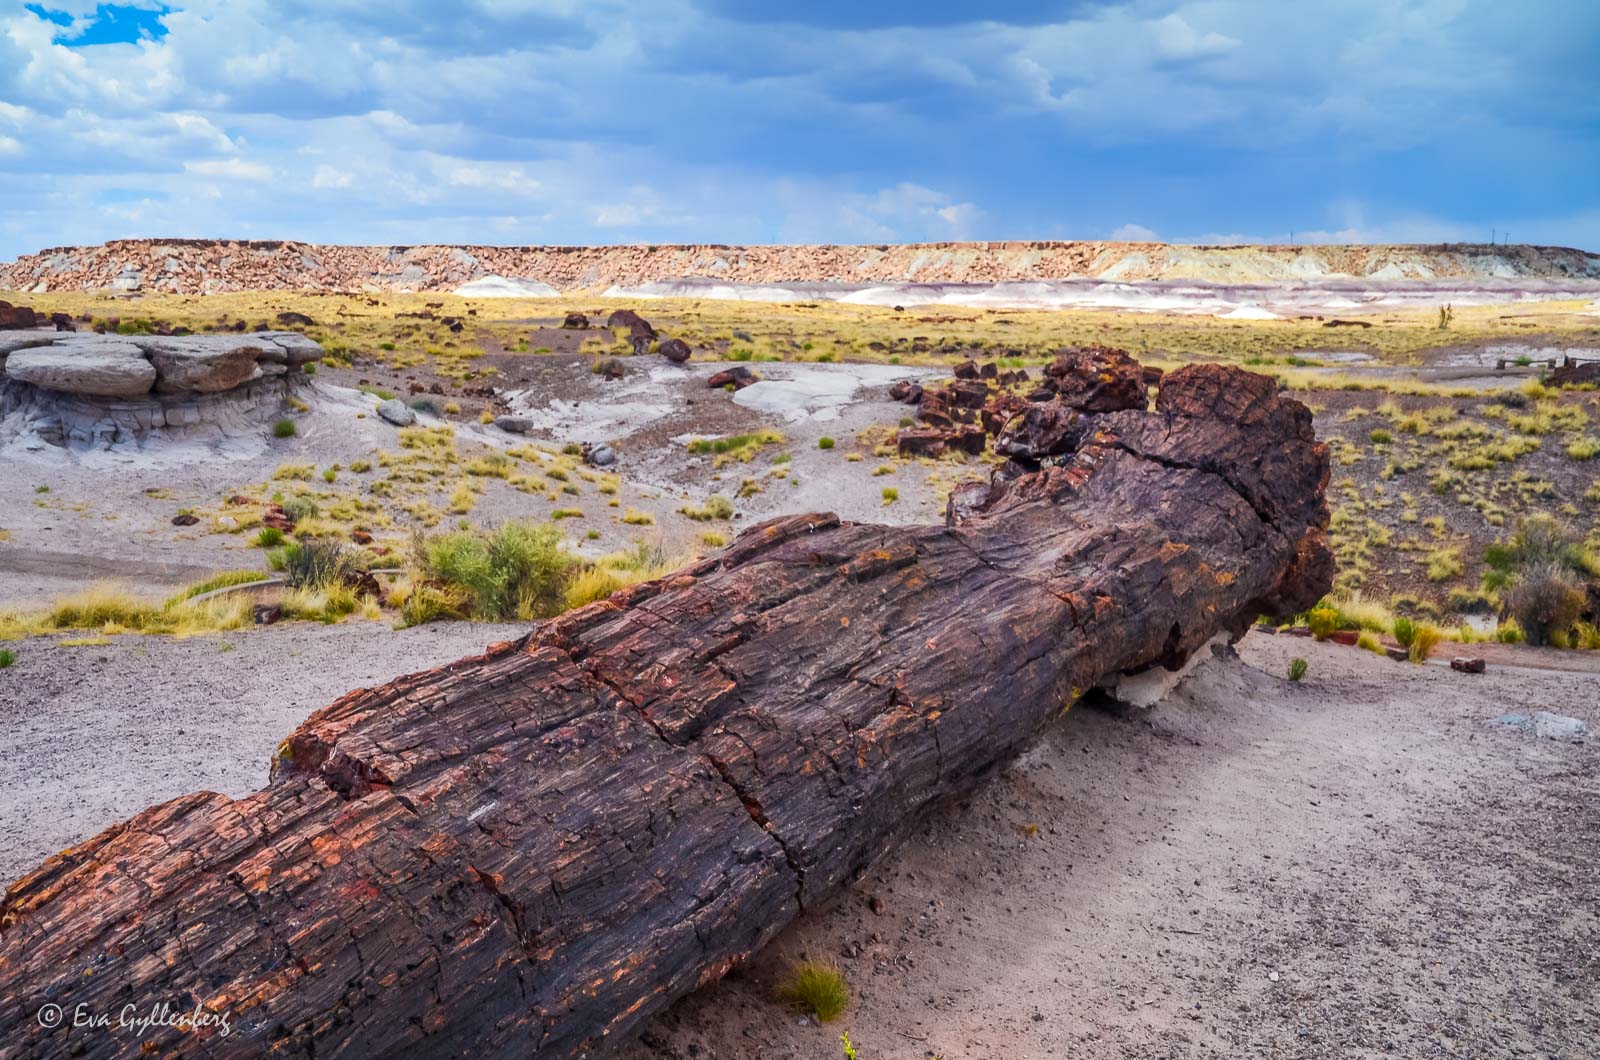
[0,620,527,879]
[0,629,1593,1058]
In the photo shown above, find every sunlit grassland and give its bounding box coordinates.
[10,289,1598,376]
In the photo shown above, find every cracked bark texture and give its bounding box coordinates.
[0,361,1331,1059]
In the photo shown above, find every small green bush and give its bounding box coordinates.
[281,496,320,525]
[1502,562,1586,646]
[0,649,13,669]
[1287,657,1308,682]
[881,486,898,504]
[774,961,849,1023]
[397,583,470,628]
[818,436,835,450]
[255,527,285,548]
[1408,624,1441,663]
[680,495,734,521]
[1392,616,1417,649]
[280,541,361,590]
[419,521,573,621]
[1307,606,1340,640]
[273,418,297,438]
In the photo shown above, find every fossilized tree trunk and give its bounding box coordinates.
[0,362,1331,1059]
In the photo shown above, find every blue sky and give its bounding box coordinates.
[0,0,1596,259]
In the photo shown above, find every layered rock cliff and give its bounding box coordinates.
[4,239,1598,295]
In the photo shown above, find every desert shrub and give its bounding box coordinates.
[773,961,849,1023]
[281,495,320,525]
[280,540,361,590]
[1356,631,1384,654]
[281,583,360,623]
[419,521,573,621]
[1425,548,1463,582]
[818,436,835,449]
[1486,514,1597,578]
[680,495,734,521]
[1321,593,1393,633]
[1567,437,1599,460]
[0,649,13,668]
[44,586,163,631]
[621,508,655,525]
[397,583,471,628]
[1495,619,1525,643]
[1574,622,1600,650]
[1392,616,1417,649]
[273,418,297,438]
[1307,606,1340,640]
[255,527,285,548]
[1287,658,1308,682]
[1502,562,1586,646]
[700,530,728,547]
[1369,428,1393,444]
[564,566,628,610]
[1408,624,1441,663]
[881,486,899,504]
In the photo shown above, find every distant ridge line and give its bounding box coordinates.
[5,238,1598,294]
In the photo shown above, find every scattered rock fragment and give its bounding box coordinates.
[274,311,315,327]
[707,366,758,390]
[658,338,691,363]
[1495,712,1587,740]
[583,442,617,467]
[0,301,41,330]
[606,309,657,355]
[561,312,589,329]
[493,415,533,434]
[377,398,416,426]
[170,514,200,527]
[1449,657,1486,674]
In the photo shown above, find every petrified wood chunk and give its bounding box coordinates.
[0,361,1331,1059]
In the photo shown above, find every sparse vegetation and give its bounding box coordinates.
[774,961,849,1023]
[411,521,572,623]
[273,418,298,438]
[1287,657,1308,682]
[1408,624,1442,664]
[680,495,734,521]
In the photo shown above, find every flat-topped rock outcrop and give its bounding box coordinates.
[0,330,321,398]
[0,328,324,453]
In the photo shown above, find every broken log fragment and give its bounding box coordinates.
[0,360,1332,1059]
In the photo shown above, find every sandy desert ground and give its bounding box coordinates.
[0,631,1592,1058]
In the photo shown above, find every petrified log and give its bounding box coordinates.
[0,361,1331,1059]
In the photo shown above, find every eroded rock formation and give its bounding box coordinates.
[0,360,1331,1059]
[4,239,1599,293]
[0,327,324,451]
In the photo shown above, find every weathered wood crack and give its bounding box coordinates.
[0,360,1331,1059]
